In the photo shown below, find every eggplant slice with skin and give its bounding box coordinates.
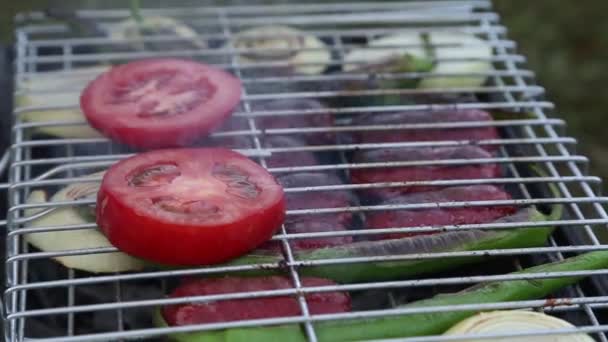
[24,172,146,273]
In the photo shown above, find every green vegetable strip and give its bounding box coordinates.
[316,250,608,341]
[159,250,608,342]
[221,204,560,283]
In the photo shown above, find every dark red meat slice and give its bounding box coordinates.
[353,109,499,151]
[260,215,353,252]
[351,146,502,199]
[278,172,354,225]
[263,136,318,168]
[366,185,517,240]
[251,99,335,145]
[162,276,351,326]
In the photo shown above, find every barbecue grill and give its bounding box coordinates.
[3,1,608,341]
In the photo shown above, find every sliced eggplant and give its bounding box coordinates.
[107,16,206,51]
[24,173,146,273]
[16,66,107,138]
[343,31,493,89]
[226,25,332,75]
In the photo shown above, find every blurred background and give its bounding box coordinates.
[1,0,607,189]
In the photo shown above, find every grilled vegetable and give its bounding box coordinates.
[226,201,560,283]
[97,148,285,266]
[352,109,499,151]
[443,310,594,341]
[107,16,207,52]
[315,250,608,341]
[226,25,332,75]
[161,277,350,326]
[351,145,501,199]
[343,31,493,89]
[24,173,146,273]
[262,136,318,168]
[366,185,517,239]
[257,172,354,252]
[259,216,353,252]
[252,99,336,145]
[16,66,107,138]
[80,58,242,149]
[156,250,607,341]
[277,172,354,225]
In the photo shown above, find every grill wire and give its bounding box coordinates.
[4,1,608,341]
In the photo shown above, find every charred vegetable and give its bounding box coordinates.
[225,201,560,283]
[24,173,146,273]
[225,25,332,75]
[156,250,607,341]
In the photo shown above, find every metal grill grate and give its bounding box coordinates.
[4,1,608,341]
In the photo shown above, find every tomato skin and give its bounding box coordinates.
[97,148,285,265]
[80,58,242,149]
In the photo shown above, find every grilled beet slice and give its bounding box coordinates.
[351,146,501,199]
[251,99,335,145]
[366,185,517,240]
[162,276,351,326]
[262,135,318,168]
[278,172,354,225]
[352,109,499,151]
[261,216,353,252]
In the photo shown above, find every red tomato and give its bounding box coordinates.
[162,276,351,326]
[80,58,242,149]
[96,148,285,265]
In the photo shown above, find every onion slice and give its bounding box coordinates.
[444,310,594,341]
[226,25,331,75]
[24,172,146,273]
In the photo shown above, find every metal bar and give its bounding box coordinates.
[5,2,608,342]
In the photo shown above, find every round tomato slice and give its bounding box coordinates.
[96,148,285,265]
[80,58,242,149]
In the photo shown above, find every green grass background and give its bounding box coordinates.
[2,0,608,188]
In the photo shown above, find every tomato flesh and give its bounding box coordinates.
[97,148,285,265]
[162,276,351,326]
[81,58,242,149]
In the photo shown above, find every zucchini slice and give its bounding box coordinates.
[419,31,493,89]
[24,173,146,273]
[107,16,207,51]
[343,32,427,72]
[226,25,332,75]
[16,66,107,139]
[343,31,493,89]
